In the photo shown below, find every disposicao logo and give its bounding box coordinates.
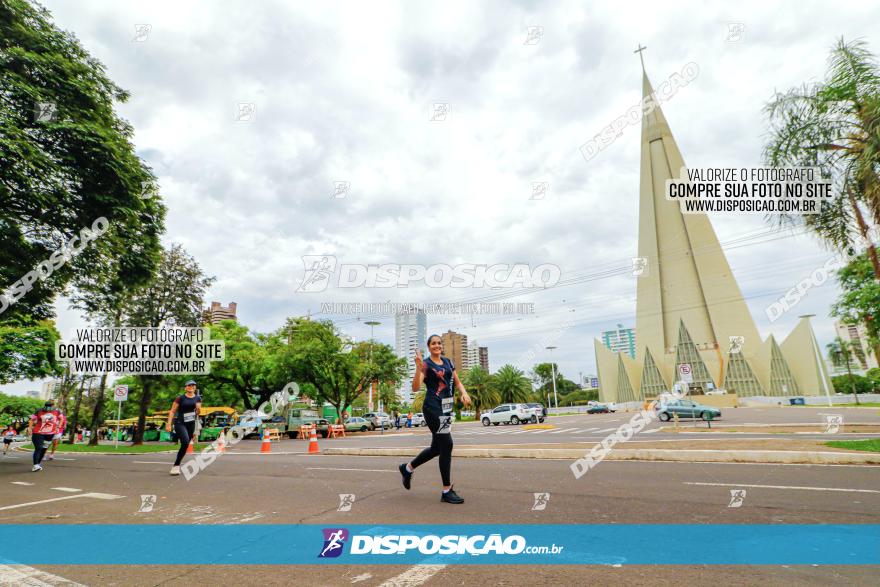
[318,528,349,558]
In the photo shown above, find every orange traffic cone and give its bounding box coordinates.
[260,430,271,453]
[186,439,194,454]
[308,426,320,454]
[217,433,226,453]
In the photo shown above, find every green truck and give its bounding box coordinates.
[236,406,332,439]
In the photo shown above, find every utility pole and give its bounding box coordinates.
[547,346,558,409]
[365,321,381,417]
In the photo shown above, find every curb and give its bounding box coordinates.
[322,446,880,465]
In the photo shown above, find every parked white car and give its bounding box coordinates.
[481,404,533,426]
[411,413,425,427]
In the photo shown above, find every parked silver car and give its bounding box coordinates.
[363,412,392,430]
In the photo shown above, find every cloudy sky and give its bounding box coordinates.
[8,0,880,394]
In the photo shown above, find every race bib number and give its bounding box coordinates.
[441,397,453,414]
[436,415,452,435]
[183,412,195,423]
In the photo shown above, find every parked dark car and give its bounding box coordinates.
[587,404,610,414]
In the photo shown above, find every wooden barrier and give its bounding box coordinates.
[329,424,346,438]
[299,424,314,439]
[266,428,282,441]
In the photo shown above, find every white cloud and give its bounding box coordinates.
[5,0,877,394]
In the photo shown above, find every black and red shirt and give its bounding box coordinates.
[421,357,454,413]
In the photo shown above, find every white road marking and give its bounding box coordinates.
[0,492,124,511]
[0,564,85,586]
[684,482,880,493]
[50,487,82,493]
[596,428,618,433]
[10,481,34,486]
[307,467,390,473]
[378,564,446,587]
[549,428,582,434]
[133,461,171,464]
[51,457,75,461]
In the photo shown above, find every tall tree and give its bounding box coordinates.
[0,0,165,321]
[281,320,406,424]
[764,38,880,278]
[207,321,275,410]
[831,251,880,361]
[490,365,533,404]
[827,337,861,405]
[120,245,214,444]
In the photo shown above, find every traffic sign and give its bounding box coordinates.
[114,385,129,402]
[677,363,693,383]
[590,377,599,389]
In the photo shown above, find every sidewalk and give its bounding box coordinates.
[323,439,880,465]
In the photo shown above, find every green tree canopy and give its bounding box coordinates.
[0,0,165,321]
[490,364,532,405]
[763,38,880,278]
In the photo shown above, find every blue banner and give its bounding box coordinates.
[0,525,876,565]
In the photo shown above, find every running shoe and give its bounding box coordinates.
[170,465,181,476]
[32,464,42,472]
[47,455,55,461]
[398,463,412,490]
[441,485,464,504]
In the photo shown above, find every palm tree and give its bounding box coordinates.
[490,365,533,404]
[764,38,880,279]
[827,337,860,405]
[462,366,499,420]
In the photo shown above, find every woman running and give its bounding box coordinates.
[165,380,201,476]
[399,334,471,503]
[2,425,16,455]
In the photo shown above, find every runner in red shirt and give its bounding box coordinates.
[47,409,67,461]
[28,400,63,472]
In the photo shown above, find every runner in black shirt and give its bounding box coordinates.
[399,334,471,503]
[165,380,202,476]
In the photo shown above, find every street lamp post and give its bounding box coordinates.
[364,321,381,421]
[546,346,558,409]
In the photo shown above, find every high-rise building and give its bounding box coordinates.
[601,324,636,359]
[466,340,480,372]
[395,310,426,403]
[40,379,61,400]
[834,321,878,372]
[479,346,489,371]
[441,330,468,372]
[204,301,237,324]
[594,62,832,402]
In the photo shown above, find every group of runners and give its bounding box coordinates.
[16,399,68,471]
[11,337,470,504]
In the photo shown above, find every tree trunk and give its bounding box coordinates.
[847,188,880,279]
[87,373,108,446]
[67,377,87,444]
[133,376,153,445]
[845,353,860,405]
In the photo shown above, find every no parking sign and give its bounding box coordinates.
[114,385,129,402]
[677,363,693,383]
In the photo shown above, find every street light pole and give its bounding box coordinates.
[364,321,381,417]
[546,346,558,409]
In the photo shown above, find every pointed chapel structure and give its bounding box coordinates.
[594,65,833,401]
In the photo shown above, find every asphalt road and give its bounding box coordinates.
[322,407,880,448]
[1,440,878,586]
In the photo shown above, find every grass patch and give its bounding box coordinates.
[825,439,880,453]
[20,442,211,453]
